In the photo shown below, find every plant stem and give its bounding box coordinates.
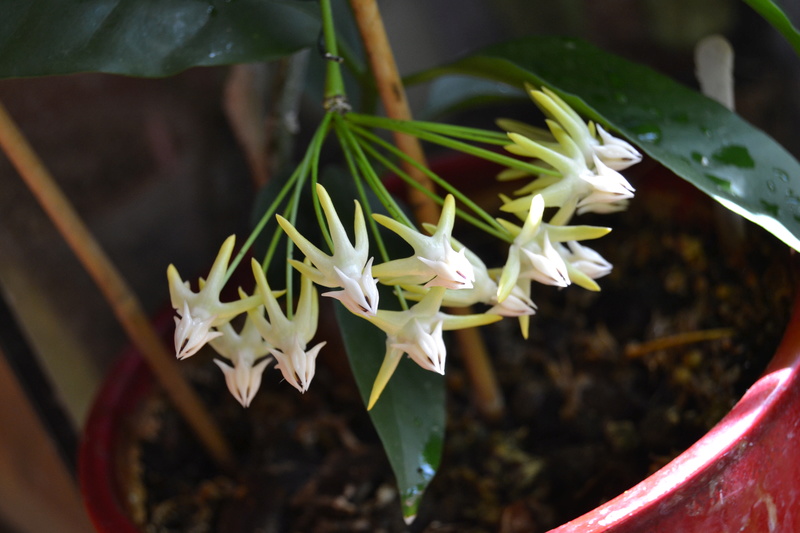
[320,0,346,102]
[348,0,505,419]
[0,100,234,470]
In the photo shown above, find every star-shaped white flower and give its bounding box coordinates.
[401,231,537,319]
[167,235,260,359]
[577,155,635,215]
[520,232,570,287]
[502,122,635,216]
[277,184,379,317]
[496,195,611,301]
[498,86,639,217]
[592,122,642,171]
[210,313,273,407]
[557,241,613,291]
[247,259,326,393]
[364,286,500,409]
[372,194,475,290]
[525,85,641,170]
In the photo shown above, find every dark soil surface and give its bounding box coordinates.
[118,169,797,533]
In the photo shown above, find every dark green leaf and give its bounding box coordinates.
[316,165,443,522]
[743,0,800,57]
[421,74,525,119]
[0,0,320,78]
[335,301,445,522]
[441,36,800,251]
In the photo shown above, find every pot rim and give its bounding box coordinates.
[548,282,800,532]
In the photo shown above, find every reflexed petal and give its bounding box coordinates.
[563,241,612,279]
[487,285,537,317]
[271,341,326,393]
[419,247,475,289]
[394,319,447,375]
[323,260,379,317]
[521,234,570,287]
[173,301,222,360]
[593,124,642,170]
[213,357,272,407]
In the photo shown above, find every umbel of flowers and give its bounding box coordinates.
[167,85,641,409]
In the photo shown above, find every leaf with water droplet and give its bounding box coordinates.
[0,0,320,77]
[439,36,800,251]
[773,167,790,182]
[631,124,662,144]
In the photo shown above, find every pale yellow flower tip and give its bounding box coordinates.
[367,349,403,410]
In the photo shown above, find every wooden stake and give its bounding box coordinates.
[348,0,439,226]
[0,100,234,469]
[349,0,505,419]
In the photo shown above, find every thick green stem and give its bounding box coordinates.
[320,0,347,105]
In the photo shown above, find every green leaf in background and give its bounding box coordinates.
[743,0,800,57]
[421,74,525,119]
[440,36,800,252]
[0,0,320,78]
[334,300,445,522]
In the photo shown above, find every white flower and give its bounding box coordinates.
[324,259,379,316]
[496,194,612,301]
[592,123,642,171]
[562,241,612,280]
[554,241,613,292]
[520,232,570,287]
[372,194,475,290]
[402,233,537,318]
[521,85,641,170]
[502,122,635,217]
[248,259,326,393]
[172,302,222,360]
[499,86,639,217]
[277,184,379,317]
[167,235,260,359]
[364,286,500,409]
[393,318,447,375]
[210,314,273,407]
[577,155,635,215]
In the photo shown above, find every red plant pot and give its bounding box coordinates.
[79,341,157,533]
[79,162,800,532]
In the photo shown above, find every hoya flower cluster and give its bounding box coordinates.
[167,85,641,409]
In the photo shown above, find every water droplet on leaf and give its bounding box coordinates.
[773,167,789,182]
[631,124,662,144]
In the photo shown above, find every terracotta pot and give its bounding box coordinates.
[79,163,800,532]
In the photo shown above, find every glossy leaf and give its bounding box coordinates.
[421,74,525,119]
[743,0,800,57]
[441,36,800,252]
[335,300,445,522]
[0,0,320,78]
